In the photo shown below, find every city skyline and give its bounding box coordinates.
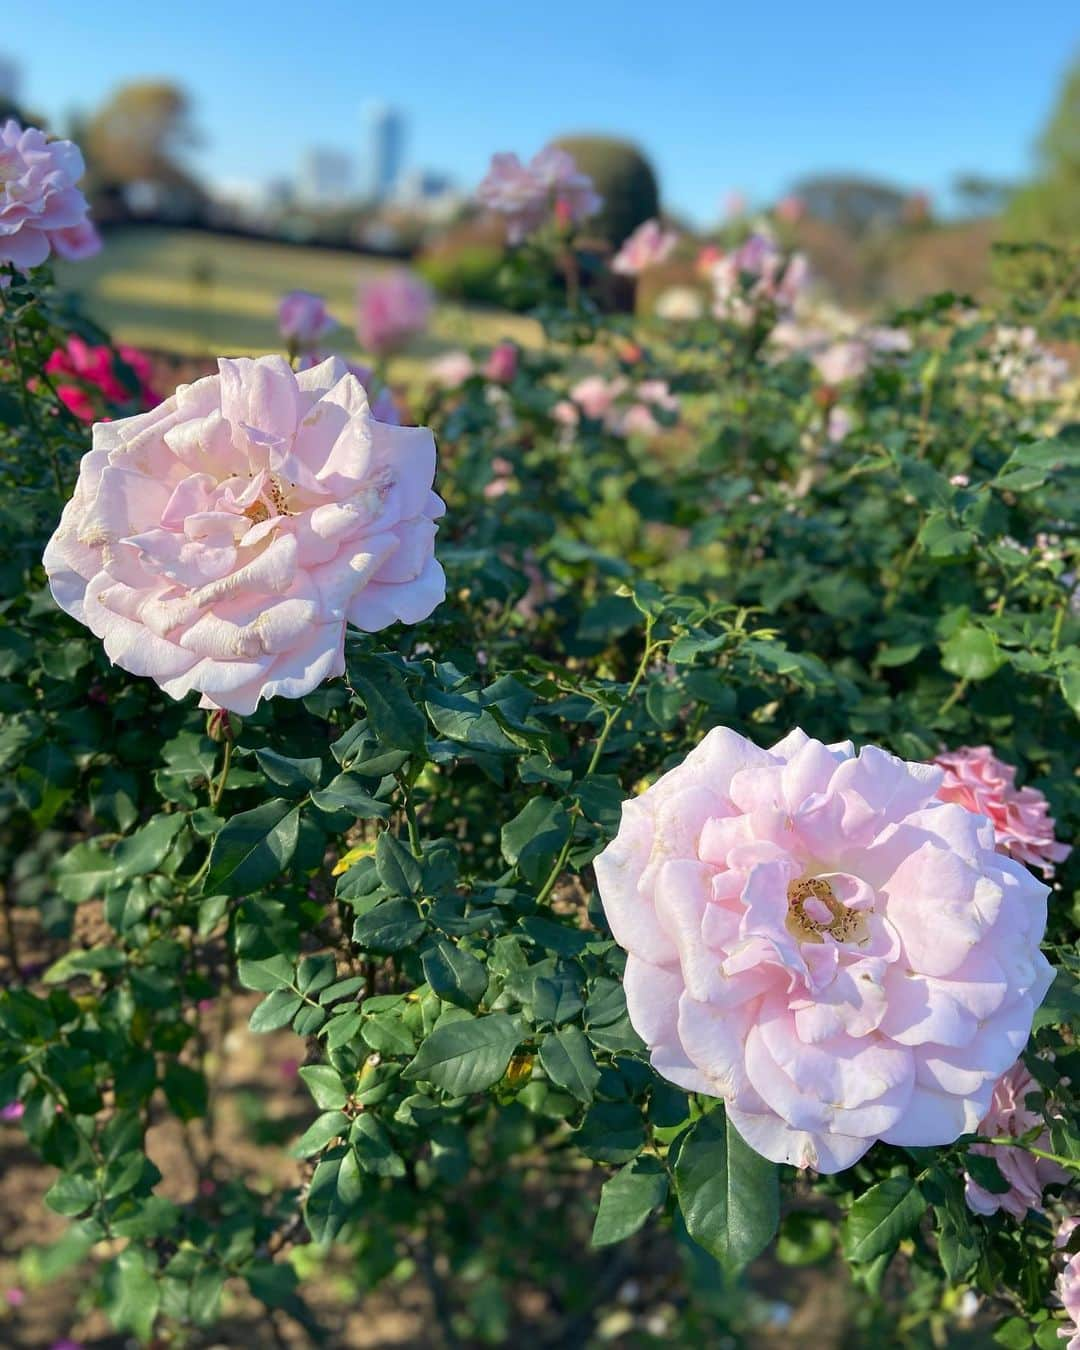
[3,1,1078,225]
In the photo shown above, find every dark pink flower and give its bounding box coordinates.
[45,338,159,423]
[484,342,518,384]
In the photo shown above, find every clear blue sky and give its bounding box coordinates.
[4,0,1078,224]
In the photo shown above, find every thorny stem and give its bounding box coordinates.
[535,616,658,906]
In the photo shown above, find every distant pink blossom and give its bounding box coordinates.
[827,407,853,443]
[484,341,518,384]
[711,233,809,325]
[483,455,514,500]
[477,146,601,242]
[356,269,432,357]
[278,291,335,348]
[950,473,970,487]
[4,1288,24,1307]
[933,746,1071,877]
[44,338,159,423]
[0,120,100,270]
[612,219,679,276]
[594,726,1054,1172]
[775,194,806,224]
[964,1061,1067,1219]
[428,350,475,389]
[813,340,870,387]
[1,1101,25,1122]
[569,375,628,421]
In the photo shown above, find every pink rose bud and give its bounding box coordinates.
[278,291,335,348]
[44,357,446,715]
[484,342,518,384]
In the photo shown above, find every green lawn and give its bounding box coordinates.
[55,226,539,377]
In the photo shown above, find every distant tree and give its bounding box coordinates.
[84,82,198,188]
[952,173,1013,218]
[1005,51,1080,240]
[790,174,909,237]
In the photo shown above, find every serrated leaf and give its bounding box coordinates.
[205,798,300,895]
[403,1013,521,1095]
[842,1174,927,1264]
[592,1157,668,1246]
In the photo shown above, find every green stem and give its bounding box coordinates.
[209,739,233,810]
[980,1136,1080,1174]
[535,618,657,906]
[401,776,423,859]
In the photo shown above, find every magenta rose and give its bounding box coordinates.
[356,270,432,358]
[44,355,445,714]
[594,727,1053,1172]
[484,341,518,384]
[0,120,100,270]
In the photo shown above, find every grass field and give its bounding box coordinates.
[55,226,540,377]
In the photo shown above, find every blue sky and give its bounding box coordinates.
[4,0,1078,224]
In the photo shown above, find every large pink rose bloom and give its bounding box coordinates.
[356,270,432,358]
[594,727,1053,1172]
[43,355,445,714]
[964,1061,1066,1219]
[934,746,1071,877]
[0,121,100,270]
[612,219,679,276]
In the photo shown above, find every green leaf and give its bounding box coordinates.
[940,625,1004,681]
[55,841,116,903]
[237,954,295,992]
[299,1065,349,1110]
[673,1111,779,1269]
[403,1013,522,1095]
[310,772,391,818]
[592,1157,669,1246]
[249,987,304,1032]
[292,1110,351,1157]
[255,747,322,796]
[348,653,426,753]
[538,1026,599,1103]
[350,1114,406,1177]
[374,831,423,897]
[352,899,426,953]
[421,939,488,1009]
[44,1170,98,1217]
[205,798,300,895]
[842,1174,927,1263]
[113,812,188,881]
[103,1247,161,1341]
[500,796,571,885]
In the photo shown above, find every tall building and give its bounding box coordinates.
[0,55,21,105]
[363,102,405,202]
[298,148,353,207]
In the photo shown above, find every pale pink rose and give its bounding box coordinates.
[1058,1217,1080,1249]
[827,407,853,443]
[775,194,805,224]
[712,234,808,324]
[356,270,432,357]
[476,146,600,242]
[620,403,661,437]
[594,727,1054,1172]
[484,341,518,384]
[1059,1252,1080,1350]
[813,340,870,386]
[278,291,335,348]
[43,355,446,715]
[570,375,628,421]
[619,379,679,435]
[428,350,475,389]
[933,746,1071,877]
[296,355,401,426]
[0,120,99,269]
[553,398,580,427]
[950,473,970,487]
[612,219,679,276]
[964,1061,1067,1219]
[993,326,1070,404]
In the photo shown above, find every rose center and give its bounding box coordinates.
[786,877,867,945]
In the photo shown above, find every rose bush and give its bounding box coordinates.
[0,149,1077,1346]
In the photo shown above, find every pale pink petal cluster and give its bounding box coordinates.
[295,354,400,425]
[43,355,445,714]
[555,375,678,437]
[964,1061,1067,1218]
[428,350,475,389]
[933,746,1071,877]
[0,120,101,270]
[612,218,679,276]
[993,326,1070,403]
[1059,1250,1080,1350]
[278,291,336,348]
[356,269,432,357]
[595,727,1053,1172]
[476,147,601,243]
[711,234,809,325]
[813,339,870,386]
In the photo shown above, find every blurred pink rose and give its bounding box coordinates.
[813,340,870,387]
[964,1061,1066,1219]
[775,194,806,224]
[4,1288,24,1307]
[45,338,159,423]
[933,746,1071,877]
[612,219,679,276]
[827,407,853,443]
[278,291,335,348]
[44,355,446,714]
[0,120,100,270]
[711,233,809,324]
[428,350,474,389]
[477,146,600,242]
[1,1101,24,1122]
[484,341,518,384]
[356,269,432,357]
[594,726,1053,1171]
[570,375,627,421]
